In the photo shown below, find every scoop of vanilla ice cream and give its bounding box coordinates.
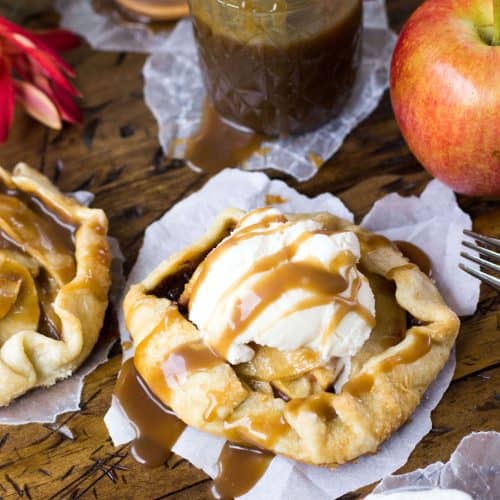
[188,208,375,365]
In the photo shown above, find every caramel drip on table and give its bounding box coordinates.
[343,332,433,398]
[185,99,265,174]
[162,341,223,388]
[119,356,275,498]
[394,240,432,276]
[211,443,273,500]
[114,358,186,468]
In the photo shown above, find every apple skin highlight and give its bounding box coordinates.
[390,0,500,196]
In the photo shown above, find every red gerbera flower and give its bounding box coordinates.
[0,17,82,143]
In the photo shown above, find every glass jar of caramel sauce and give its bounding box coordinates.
[188,0,363,136]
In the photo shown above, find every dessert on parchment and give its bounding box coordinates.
[124,207,459,466]
[0,164,111,407]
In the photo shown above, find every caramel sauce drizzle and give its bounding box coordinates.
[223,411,290,449]
[188,212,289,308]
[124,341,275,497]
[0,192,76,285]
[211,442,273,500]
[358,232,432,276]
[114,358,187,468]
[357,231,395,253]
[264,194,287,206]
[216,261,349,357]
[123,226,432,496]
[162,341,223,388]
[190,212,377,360]
[0,273,22,318]
[184,99,265,175]
[343,331,433,398]
[286,393,336,420]
[0,187,77,340]
[320,275,376,348]
[394,240,432,276]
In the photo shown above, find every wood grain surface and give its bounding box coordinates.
[0,1,498,499]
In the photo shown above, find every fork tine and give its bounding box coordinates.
[460,251,500,274]
[462,240,500,262]
[459,263,500,291]
[463,229,500,249]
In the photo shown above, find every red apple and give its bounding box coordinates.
[391,0,500,196]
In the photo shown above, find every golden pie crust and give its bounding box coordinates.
[0,164,111,407]
[124,209,459,466]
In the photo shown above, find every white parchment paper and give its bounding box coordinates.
[57,0,397,180]
[56,0,174,53]
[0,192,125,425]
[104,169,479,499]
[369,432,500,500]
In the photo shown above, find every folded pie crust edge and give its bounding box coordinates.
[0,163,112,407]
[125,208,460,467]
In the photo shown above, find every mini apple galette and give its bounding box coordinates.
[0,163,111,407]
[124,207,459,466]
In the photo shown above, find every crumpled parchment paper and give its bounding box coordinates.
[56,0,174,53]
[369,432,500,500]
[0,192,125,425]
[104,169,479,500]
[57,0,397,180]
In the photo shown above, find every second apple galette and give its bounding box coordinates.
[124,207,459,466]
[0,164,111,407]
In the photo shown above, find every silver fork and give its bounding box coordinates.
[460,230,500,292]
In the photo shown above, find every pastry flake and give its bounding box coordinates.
[0,163,111,407]
[124,208,459,466]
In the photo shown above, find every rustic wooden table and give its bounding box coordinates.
[0,1,498,499]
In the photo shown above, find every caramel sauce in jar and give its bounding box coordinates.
[189,0,363,136]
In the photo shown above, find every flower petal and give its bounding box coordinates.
[49,83,82,124]
[8,32,78,96]
[11,53,33,81]
[35,29,81,52]
[0,18,78,77]
[34,74,82,124]
[14,80,61,130]
[0,57,15,143]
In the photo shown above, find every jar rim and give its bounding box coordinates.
[214,0,314,14]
